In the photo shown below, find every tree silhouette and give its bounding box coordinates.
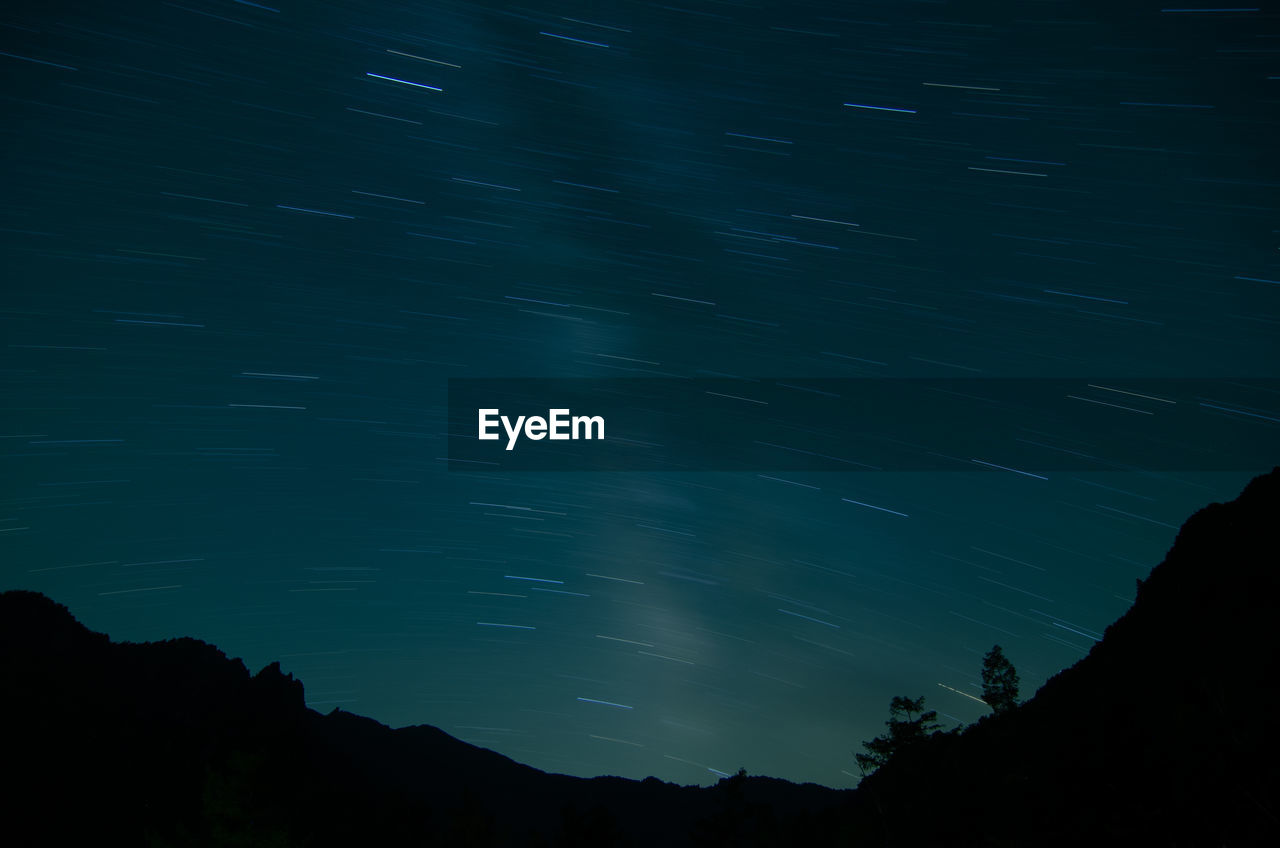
[980,644,1020,714]
[855,695,941,775]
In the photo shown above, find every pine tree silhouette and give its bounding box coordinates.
[980,644,1020,715]
[855,695,940,775]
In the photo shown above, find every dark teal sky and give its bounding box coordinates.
[2,0,1276,787]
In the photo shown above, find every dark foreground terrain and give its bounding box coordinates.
[4,469,1279,846]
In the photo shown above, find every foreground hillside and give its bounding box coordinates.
[852,467,1280,845]
[3,469,1278,846]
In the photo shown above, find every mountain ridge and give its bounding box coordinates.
[4,468,1279,845]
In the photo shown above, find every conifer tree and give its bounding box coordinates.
[980,644,1020,714]
[855,695,940,774]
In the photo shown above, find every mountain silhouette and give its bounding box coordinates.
[849,467,1280,846]
[4,468,1279,846]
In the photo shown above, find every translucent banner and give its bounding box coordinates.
[447,378,1279,473]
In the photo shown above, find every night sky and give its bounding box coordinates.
[3,0,1277,788]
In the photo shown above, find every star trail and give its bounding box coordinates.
[2,0,1277,788]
